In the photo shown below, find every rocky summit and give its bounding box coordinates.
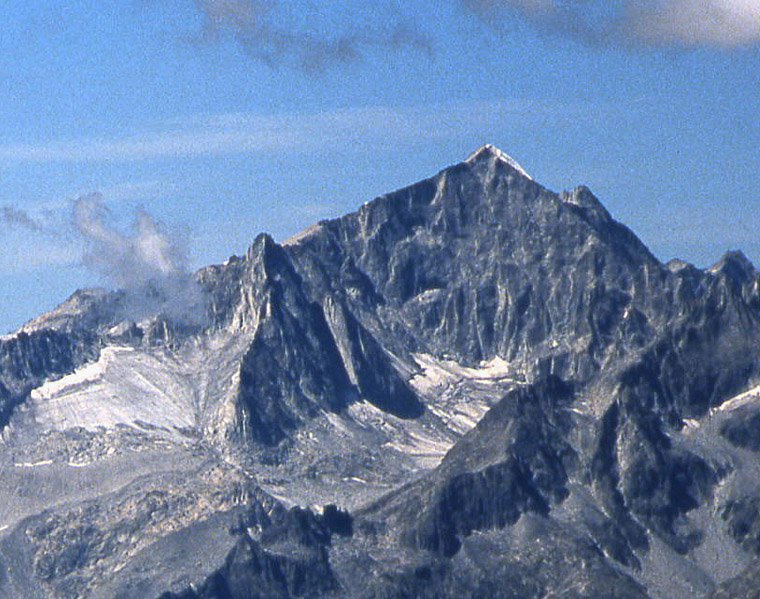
[2,145,760,599]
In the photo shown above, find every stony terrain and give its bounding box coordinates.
[2,144,760,598]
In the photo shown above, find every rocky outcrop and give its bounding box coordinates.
[0,328,99,428]
[366,376,576,557]
[161,506,342,599]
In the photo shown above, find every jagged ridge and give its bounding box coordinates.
[2,146,760,599]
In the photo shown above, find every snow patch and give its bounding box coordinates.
[408,353,518,437]
[34,346,132,398]
[343,476,367,484]
[429,401,491,436]
[409,353,513,396]
[414,288,444,302]
[13,459,53,468]
[465,144,533,181]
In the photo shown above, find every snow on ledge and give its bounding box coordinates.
[281,222,324,247]
[714,383,760,413]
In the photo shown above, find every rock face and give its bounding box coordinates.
[3,145,760,599]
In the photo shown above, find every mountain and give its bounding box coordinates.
[2,144,760,599]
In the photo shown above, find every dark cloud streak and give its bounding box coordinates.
[193,0,432,71]
[2,206,46,233]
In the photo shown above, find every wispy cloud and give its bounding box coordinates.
[72,193,187,288]
[0,99,590,165]
[189,0,431,70]
[3,195,188,286]
[2,194,207,324]
[462,0,760,47]
[71,193,207,323]
[1,206,78,273]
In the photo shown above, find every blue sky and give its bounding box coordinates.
[1,0,759,333]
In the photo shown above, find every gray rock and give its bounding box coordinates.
[4,145,760,599]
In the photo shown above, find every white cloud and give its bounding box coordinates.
[2,194,189,287]
[72,193,186,287]
[629,0,760,46]
[462,0,760,46]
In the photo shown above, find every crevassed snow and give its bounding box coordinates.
[30,345,197,434]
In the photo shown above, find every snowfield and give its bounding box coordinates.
[30,345,198,434]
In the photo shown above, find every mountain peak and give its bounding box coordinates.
[709,249,756,284]
[465,144,533,181]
